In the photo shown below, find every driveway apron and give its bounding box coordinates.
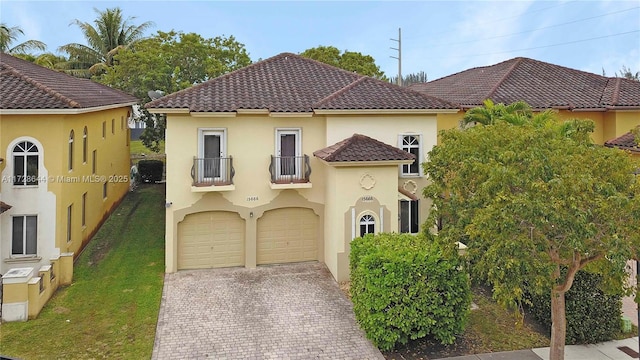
[151,262,384,360]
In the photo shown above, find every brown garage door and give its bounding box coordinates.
[178,211,245,270]
[257,207,318,265]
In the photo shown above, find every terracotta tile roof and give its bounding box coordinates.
[314,134,415,163]
[0,201,12,214]
[409,57,640,110]
[146,52,456,113]
[0,53,138,110]
[604,129,640,153]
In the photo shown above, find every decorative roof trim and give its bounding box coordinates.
[316,159,413,167]
[0,102,137,115]
[313,109,458,115]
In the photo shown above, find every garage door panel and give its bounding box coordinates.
[178,211,245,270]
[257,208,318,265]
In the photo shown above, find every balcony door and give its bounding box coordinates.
[199,130,226,181]
[276,129,300,179]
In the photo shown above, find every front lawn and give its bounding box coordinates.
[0,184,165,359]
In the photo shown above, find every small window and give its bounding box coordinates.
[13,141,39,186]
[82,127,88,164]
[12,215,37,255]
[103,182,108,199]
[67,204,73,242]
[82,192,87,227]
[400,134,421,176]
[111,119,115,134]
[92,150,97,174]
[102,121,106,138]
[359,214,375,237]
[68,130,74,171]
[399,200,419,234]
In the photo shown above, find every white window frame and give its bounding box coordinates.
[197,128,227,183]
[399,199,420,234]
[274,128,302,180]
[12,140,40,186]
[11,215,38,257]
[359,214,376,237]
[398,133,423,177]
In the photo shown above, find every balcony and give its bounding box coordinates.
[191,157,235,192]
[269,155,312,189]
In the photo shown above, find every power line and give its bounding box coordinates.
[422,30,640,60]
[423,6,639,48]
[406,0,577,40]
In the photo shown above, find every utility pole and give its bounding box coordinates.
[390,28,402,86]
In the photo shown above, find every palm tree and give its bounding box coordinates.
[461,99,533,127]
[0,23,46,54]
[58,7,154,77]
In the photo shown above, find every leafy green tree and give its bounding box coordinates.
[101,30,252,152]
[300,45,385,79]
[461,99,541,126]
[424,107,640,360]
[0,23,46,54]
[58,7,154,77]
[389,71,428,87]
[616,65,639,81]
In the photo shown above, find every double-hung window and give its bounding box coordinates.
[13,141,39,186]
[399,134,422,176]
[12,215,37,256]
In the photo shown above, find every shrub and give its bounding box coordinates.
[137,160,163,183]
[350,233,471,351]
[525,270,622,344]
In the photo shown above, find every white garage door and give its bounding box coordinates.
[178,211,245,270]
[257,208,318,265]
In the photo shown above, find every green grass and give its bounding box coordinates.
[0,184,166,360]
[130,140,164,156]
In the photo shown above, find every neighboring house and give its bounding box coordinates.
[0,53,136,321]
[147,52,457,281]
[605,128,640,157]
[410,57,640,145]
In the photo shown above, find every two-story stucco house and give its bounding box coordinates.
[410,57,640,145]
[0,54,137,320]
[147,52,458,281]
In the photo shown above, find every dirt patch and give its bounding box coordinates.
[53,306,71,314]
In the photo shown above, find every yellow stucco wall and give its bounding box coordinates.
[1,107,131,273]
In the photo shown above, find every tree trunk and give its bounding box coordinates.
[550,288,566,360]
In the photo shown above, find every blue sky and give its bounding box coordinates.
[1,1,639,81]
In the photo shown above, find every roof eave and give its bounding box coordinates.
[313,108,458,115]
[0,101,137,115]
[147,108,191,114]
[317,159,414,167]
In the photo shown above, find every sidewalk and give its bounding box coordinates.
[437,337,640,360]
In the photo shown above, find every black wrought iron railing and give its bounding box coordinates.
[269,155,311,184]
[191,157,234,186]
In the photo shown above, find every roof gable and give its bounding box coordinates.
[410,57,640,110]
[313,134,415,163]
[0,53,138,110]
[146,52,456,113]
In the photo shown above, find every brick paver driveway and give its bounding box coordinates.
[151,262,384,360]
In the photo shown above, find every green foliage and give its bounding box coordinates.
[137,159,163,183]
[350,233,471,351]
[424,106,640,317]
[389,71,428,87]
[58,7,154,78]
[526,270,622,344]
[300,45,385,79]
[0,23,46,54]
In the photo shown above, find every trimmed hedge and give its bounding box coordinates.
[525,270,622,344]
[137,160,163,183]
[350,233,471,351]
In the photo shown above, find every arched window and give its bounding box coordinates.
[359,214,375,237]
[13,141,39,185]
[68,130,74,171]
[82,127,88,163]
[401,135,420,175]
